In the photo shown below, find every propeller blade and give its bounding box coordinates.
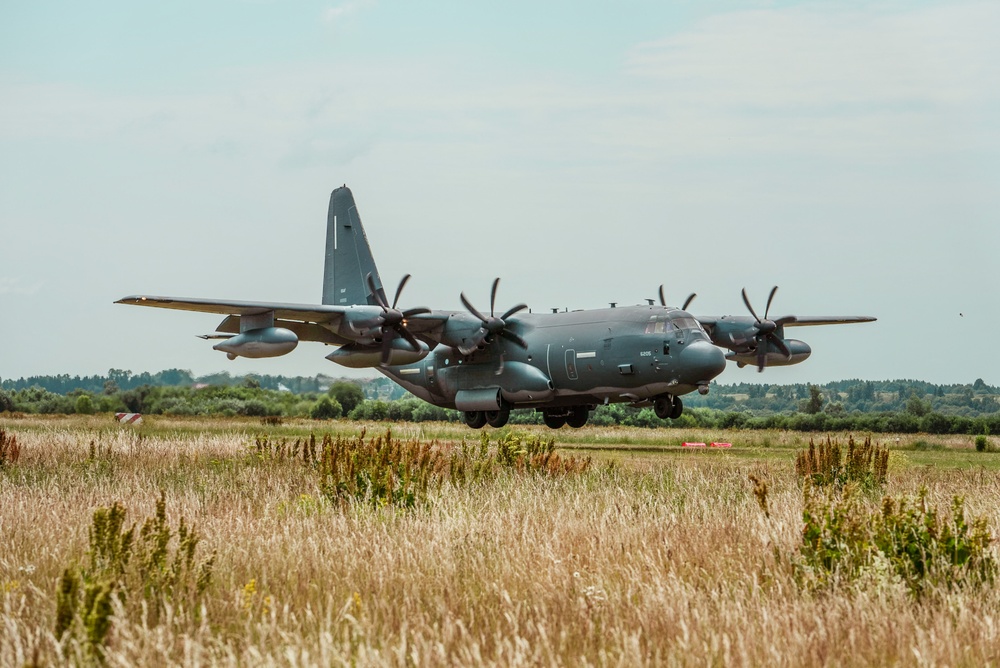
[489,277,500,317]
[499,329,528,349]
[764,286,778,320]
[741,288,761,323]
[402,307,431,318]
[682,293,697,311]
[379,332,394,367]
[396,324,421,352]
[392,273,411,310]
[460,293,488,324]
[774,316,797,327]
[457,328,488,356]
[367,274,388,310]
[769,333,793,360]
[658,285,666,307]
[500,303,528,321]
[756,346,767,373]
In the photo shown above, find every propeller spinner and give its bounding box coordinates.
[458,278,528,355]
[741,286,796,372]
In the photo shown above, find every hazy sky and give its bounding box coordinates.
[2,1,998,386]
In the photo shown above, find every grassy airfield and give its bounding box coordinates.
[1,415,999,666]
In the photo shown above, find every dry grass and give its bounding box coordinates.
[1,415,999,666]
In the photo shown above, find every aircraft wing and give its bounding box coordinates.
[697,315,876,327]
[782,316,877,327]
[115,295,349,323]
[115,294,458,347]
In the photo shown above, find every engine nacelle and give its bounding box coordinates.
[326,340,430,368]
[727,338,811,368]
[213,327,298,360]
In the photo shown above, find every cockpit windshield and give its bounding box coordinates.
[671,316,707,334]
[644,316,676,334]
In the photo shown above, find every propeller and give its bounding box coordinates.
[658,285,697,311]
[357,273,430,367]
[740,286,796,372]
[458,278,528,355]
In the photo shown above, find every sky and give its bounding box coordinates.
[1,0,998,387]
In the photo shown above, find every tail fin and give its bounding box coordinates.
[322,186,386,306]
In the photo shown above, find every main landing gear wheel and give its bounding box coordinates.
[653,395,684,420]
[566,407,589,428]
[542,411,567,429]
[464,411,488,429]
[486,409,510,428]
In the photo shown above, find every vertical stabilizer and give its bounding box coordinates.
[322,186,386,306]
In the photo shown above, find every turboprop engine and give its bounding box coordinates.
[727,338,811,368]
[212,327,298,360]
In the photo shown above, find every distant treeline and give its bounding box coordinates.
[0,368,336,395]
[1,370,997,435]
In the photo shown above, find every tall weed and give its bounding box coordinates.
[0,428,19,468]
[55,492,215,656]
[795,435,888,490]
[797,485,996,597]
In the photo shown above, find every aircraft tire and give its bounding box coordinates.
[486,409,510,428]
[653,395,673,420]
[669,396,683,420]
[566,407,589,428]
[542,412,567,429]
[464,411,488,429]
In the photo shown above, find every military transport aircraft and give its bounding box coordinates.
[117,186,875,429]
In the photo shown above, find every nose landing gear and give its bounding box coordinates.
[653,394,683,420]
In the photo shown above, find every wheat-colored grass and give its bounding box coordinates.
[1,415,999,666]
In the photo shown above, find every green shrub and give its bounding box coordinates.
[318,429,443,509]
[55,493,215,655]
[328,381,365,414]
[798,486,996,597]
[975,426,991,452]
[310,396,342,420]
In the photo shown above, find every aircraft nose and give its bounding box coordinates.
[680,340,727,384]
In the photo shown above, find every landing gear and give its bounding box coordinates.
[465,409,510,428]
[464,411,488,429]
[542,406,590,429]
[485,409,510,428]
[542,411,567,429]
[653,395,683,420]
[566,407,589,428]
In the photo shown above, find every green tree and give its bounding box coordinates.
[310,397,342,420]
[802,384,824,414]
[74,394,95,415]
[906,392,931,417]
[329,381,365,415]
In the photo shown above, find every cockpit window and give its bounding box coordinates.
[672,316,706,333]
[645,316,675,334]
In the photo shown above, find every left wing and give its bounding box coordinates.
[115,295,351,323]
[115,294,459,352]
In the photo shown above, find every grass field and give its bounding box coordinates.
[2,415,999,666]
